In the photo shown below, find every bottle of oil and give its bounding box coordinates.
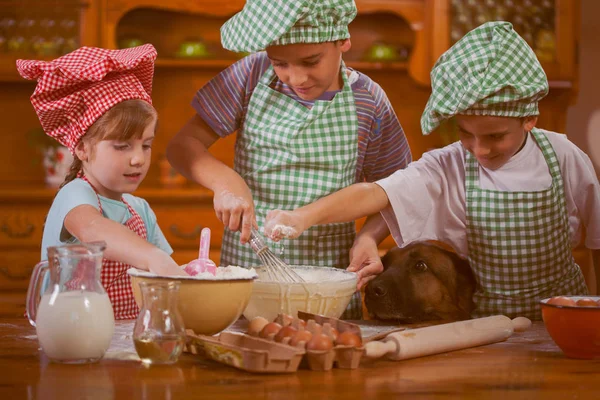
[133,281,185,365]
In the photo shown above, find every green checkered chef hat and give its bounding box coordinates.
[421,21,549,135]
[221,0,357,52]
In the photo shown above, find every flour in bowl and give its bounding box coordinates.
[127,266,257,281]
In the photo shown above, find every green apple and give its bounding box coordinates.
[176,40,209,58]
[367,43,398,61]
[7,36,25,52]
[119,38,144,49]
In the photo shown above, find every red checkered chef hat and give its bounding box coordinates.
[16,44,157,153]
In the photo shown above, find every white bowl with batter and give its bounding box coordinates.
[242,266,357,322]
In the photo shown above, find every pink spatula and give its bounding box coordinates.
[184,227,217,276]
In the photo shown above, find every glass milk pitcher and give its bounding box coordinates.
[26,242,115,364]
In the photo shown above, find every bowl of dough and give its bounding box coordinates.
[242,266,358,322]
[128,266,257,335]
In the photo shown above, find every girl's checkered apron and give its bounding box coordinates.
[82,177,146,319]
[220,63,362,319]
[465,129,587,320]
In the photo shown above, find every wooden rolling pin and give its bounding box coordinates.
[365,315,531,361]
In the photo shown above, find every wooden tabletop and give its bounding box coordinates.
[1,318,598,400]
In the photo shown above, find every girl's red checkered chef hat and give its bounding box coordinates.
[16,44,157,153]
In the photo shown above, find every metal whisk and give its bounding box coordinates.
[248,227,305,283]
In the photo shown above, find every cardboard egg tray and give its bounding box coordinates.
[184,311,366,373]
[186,330,304,373]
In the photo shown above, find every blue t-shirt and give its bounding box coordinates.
[40,178,172,260]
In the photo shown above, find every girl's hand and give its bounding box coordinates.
[264,210,306,241]
[213,187,256,244]
[147,249,189,277]
[347,235,384,290]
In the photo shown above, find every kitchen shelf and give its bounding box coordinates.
[154,58,409,72]
[155,58,238,69]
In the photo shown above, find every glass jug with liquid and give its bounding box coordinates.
[133,281,185,365]
[26,242,115,363]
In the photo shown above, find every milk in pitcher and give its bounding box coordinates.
[36,290,115,363]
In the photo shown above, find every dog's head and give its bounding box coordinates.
[364,242,476,322]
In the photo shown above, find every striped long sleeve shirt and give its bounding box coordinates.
[192,51,412,183]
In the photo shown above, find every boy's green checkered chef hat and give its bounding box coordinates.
[421,21,549,135]
[221,0,357,52]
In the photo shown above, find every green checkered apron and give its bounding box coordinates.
[465,128,588,320]
[220,63,362,319]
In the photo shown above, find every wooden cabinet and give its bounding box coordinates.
[428,0,579,84]
[0,188,51,316]
[0,0,584,316]
[0,0,101,81]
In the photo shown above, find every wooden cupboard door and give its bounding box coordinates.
[0,205,46,247]
[0,251,39,291]
[153,205,224,250]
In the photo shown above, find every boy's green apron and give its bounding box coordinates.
[219,0,362,318]
[465,129,587,320]
[220,64,362,318]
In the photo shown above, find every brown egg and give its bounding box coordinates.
[296,319,307,329]
[275,314,294,327]
[306,320,322,335]
[289,330,313,347]
[306,333,334,351]
[247,316,269,336]
[274,325,298,343]
[547,296,577,307]
[259,322,282,339]
[322,323,339,341]
[290,318,307,330]
[336,331,362,347]
[576,298,599,307]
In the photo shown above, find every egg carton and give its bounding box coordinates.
[184,312,367,373]
[186,330,304,373]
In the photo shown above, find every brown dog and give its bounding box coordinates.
[364,242,476,322]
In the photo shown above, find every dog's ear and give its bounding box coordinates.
[441,250,475,284]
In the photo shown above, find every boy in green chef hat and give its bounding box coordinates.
[167,0,412,318]
[264,21,600,320]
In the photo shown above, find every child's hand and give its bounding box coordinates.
[214,188,255,244]
[147,250,189,277]
[264,210,305,241]
[347,235,384,290]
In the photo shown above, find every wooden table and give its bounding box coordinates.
[1,318,598,400]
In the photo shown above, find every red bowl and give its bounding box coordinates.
[540,296,600,359]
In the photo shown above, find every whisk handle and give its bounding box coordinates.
[249,227,267,254]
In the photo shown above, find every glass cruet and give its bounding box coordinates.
[133,281,186,365]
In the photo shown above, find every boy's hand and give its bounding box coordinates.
[264,210,306,241]
[347,235,383,290]
[214,188,256,244]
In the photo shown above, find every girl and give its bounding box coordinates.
[264,22,600,320]
[18,44,186,320]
